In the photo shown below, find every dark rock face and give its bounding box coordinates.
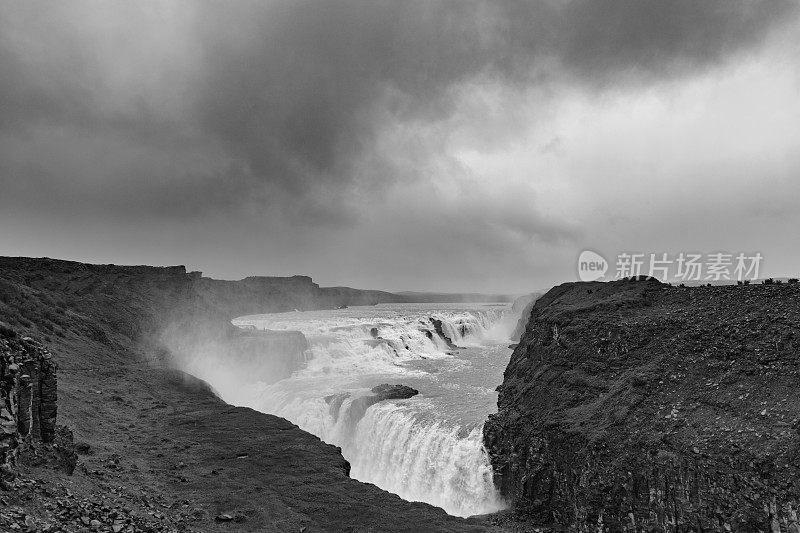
[196,275,323,317]
[196,276,405,316]
[1,325,58,480]
[484,280,800,532]
[325,384,419,411]
[370,384,419,402]
[353,383,418,416]
[431,318,458,349]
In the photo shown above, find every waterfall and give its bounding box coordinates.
[348,403,502,516]
[221,304,511,517]
[250,386,504,517]
[234,306,510,375]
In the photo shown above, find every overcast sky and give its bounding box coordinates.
[1,1,799,293]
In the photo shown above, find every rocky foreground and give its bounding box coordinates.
[485,278,800,532]
[0,257,500,532]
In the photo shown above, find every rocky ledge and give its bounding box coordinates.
[326,384,420,428]
[484,279,800,532]
[370,384,419,402]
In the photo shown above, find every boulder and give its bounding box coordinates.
[370,384,418,402]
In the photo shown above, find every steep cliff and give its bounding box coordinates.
[0,326,58,477]
[0,257,497,531]
[484,279,800,532]
[196,275,405,317]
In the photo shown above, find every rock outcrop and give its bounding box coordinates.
[431,318,459,349]
[326,384,420,432]
[369,383,419,403]
[0,324,58,482]
[485,279,800,532]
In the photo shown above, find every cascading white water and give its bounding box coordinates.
[234,306,508,375]
[348,403,502,516]
[247,380,504,516]
[216,303,514,517]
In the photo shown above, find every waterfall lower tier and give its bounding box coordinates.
[195,303,513,517]
[251,385,504,517]
[348,403,502,516]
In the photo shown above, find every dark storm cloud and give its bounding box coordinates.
[189,0,797,215]
[0,0,796,221]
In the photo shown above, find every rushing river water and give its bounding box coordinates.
[223,303,514,517]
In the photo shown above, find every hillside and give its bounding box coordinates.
[0,256,499,532]
[484,278,800,531]
[196,276,404,318]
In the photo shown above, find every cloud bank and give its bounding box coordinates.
[1,1,798,291]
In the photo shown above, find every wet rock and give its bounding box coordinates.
[370,384,418,402]
[430,318,458,349]
[328,384,420,432]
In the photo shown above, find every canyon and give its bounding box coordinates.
[0,257,499,532]
[2,257,799,532]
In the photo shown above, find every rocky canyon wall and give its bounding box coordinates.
[195,276,404,318]
[484,279,800,532]
[0,257,408,383]
[0,325,57,482]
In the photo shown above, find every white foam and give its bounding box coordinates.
[225,304,510,517]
